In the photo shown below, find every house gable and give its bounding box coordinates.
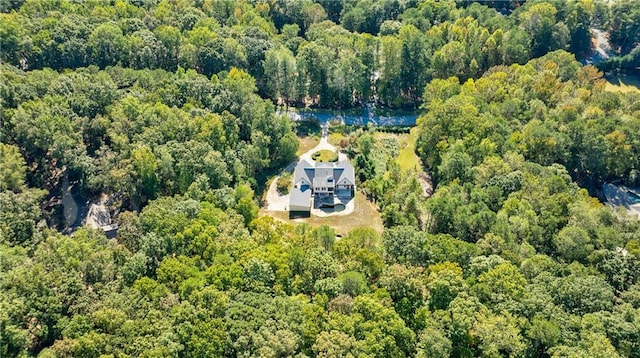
[293,159,314,189]
[334,160,355,187]
[296,177,310,187]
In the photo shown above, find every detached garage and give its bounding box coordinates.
[289,187,311,217]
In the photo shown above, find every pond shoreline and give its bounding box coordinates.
[278,107,421,127]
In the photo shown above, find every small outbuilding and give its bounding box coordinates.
[289,186,312,216]
[85,203,118,238]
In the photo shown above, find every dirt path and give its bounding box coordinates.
[61,175,78,228]
[417,171,434,198]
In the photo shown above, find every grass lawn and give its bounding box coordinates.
[297,136,319,156]
[379,128,434,197]
[261,191,383,236]
[312,149,338,162]
[396,127,421,171]
[605,74,640,94]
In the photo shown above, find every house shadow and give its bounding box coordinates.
[289,211,311,219]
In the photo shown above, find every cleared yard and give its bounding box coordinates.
[396,127,421,171]
[372,129,424,172]
[261,191,383,236]
[297,136,319,156]
[262,129,431,235]
[377,129,434,197]
[605,75,640,94]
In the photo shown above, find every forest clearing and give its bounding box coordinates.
[1,0,640,357]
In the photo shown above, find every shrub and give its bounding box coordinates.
[312,150,338,162]
[276,173,291,195]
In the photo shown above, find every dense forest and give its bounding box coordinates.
[1,0,640,357]
[2,0,638,108]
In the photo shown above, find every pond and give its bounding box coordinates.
[279,106,421,126]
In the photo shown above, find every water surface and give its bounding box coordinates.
[280,107,420,126]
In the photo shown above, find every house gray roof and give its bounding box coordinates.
[335,160,355,185]
[290,158,356,210]
[313,176,332,189]
[316,164,333,177]
[294,159,314,185]
[293,159,355,187]
[289,186,312,210]
[313,163,335,188]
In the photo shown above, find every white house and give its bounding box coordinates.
[289,159,355,214]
